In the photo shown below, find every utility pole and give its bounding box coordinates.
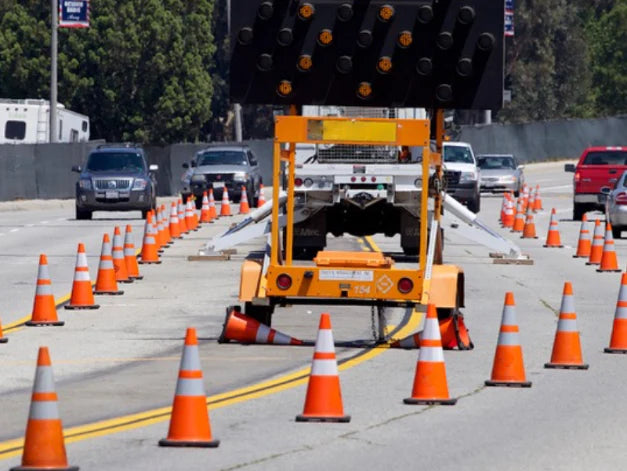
[226,0,243,142]
[50,0,58,143]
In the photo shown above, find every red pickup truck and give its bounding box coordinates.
[565,146,627,220]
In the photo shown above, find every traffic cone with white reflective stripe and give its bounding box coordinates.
[257,183,266,208]
[94,234,123,295]
[545,282,588,369]
[159,327,219,447]
[10,347,78,471]
[112,226,132,283]
[218,306,303,345]
[0,318,8,343]
[605,272,627,354]
[161,204,172,245]
[521,209,538,239]
[239,186,250,214]
[296,313,350,422]
[485,292,531,387]
[533,185,543,211]
[220,187,232,217]
[156,206,166,249]
[200,191,213,223]
[404,304,457,404]
[208,189,218,220]
[124,225,143,280]
[499,193,509,225]
[543,208,563,247]
[139,212,161,264]
[597,223,621,272]
[502,198,515,229]
[185,199,197,231]
[587,219,604,265]
[178,199,188,235]
[26,254,64,326]
[527,191,536,213]
[512,199,525,232]
[573,214,591,258]
[65,243,99,310]
[169,202,181,239]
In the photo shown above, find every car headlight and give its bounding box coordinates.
[79,178,92,190]
[460,171,478,182]
[500,176,517,183]
[191,174,206,183]
[132,178,148,190]
[233,172,249,182]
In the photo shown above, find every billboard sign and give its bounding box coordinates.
[59,0,90,28]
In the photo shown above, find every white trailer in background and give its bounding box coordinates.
[0,98,90,144]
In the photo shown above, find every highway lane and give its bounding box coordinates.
[5,160,627,469]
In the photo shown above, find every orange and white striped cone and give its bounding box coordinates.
[178,199,188,234]
[0,317,9,343]
[10,347,78,471]
[161,204,172,245]
[169,202,181,239]
[94,234,123,295]
[139,212,161,265]
[521,209,538,239]
[156,206,168,249]
[192,198,200,228]
[605,272,627,354]
[543,208,563,247]
[573,214,591,258]
[112,226,133,283]
[296,313,350,422]
[404,304,457,405]
[185,199,197,231]
[499,193,509,225]
[511,199,525,232]
[124,224,143,280]
[159,327,219,447]
[586,219,604,265]
[220,187,232,217]
[208,189,218,219]
[239,186,250,215]
[200,191,212,223]
[26,254,64,326]
[485,292,532,387]
[502,198,515,229]
[257,183,266,208]
[527,191,536,213]
[597,223,621,272]
[65,243,99,310]
[218,307,303,345]
[545,282,588,369]
[533,185,543,211]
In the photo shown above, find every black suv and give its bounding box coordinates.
[72,144,158,220]
[181,145,262,209]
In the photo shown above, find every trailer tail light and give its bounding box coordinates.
[371,177,377,183]
[361,176,367,182]
[350,176,356,182]
[397,277,413,294]
[304,178,314,187]
[615,192,627,205]
[276,274,292,290]
[295,178,303,187]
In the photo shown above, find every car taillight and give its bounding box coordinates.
[615,192,627,205]
[397,277,413,294]
[295,178,303,187]
[276,274,292,290]
[574,171,581,183]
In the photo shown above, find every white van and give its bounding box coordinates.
[442,141,481,213]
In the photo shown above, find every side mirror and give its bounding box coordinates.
[564,163,576,172]
[149,164,159,172]
[71,165,82,173]
[601,187,611,195]
[191,161,197,167]
[182,162,189,169]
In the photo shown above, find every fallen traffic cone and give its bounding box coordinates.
[404,304,457,405]
[545,282,588,369]
[65,243,99,310]
[543,208,563,247]
[94,234,123,295]
[502,198,515,228]
[178,199,188,235]
[605,272,627,354]
[573,214,591,258]
[169,202,181,239]
[124,224,143,280]
[390,313,473,350]
[208,189,218,219]
[0,318,8,343]
[185,199,197,231]
[511,199,525,232]
[139,212,161,264]
[296,313,350,422]
[218,307,303,345]
[239,186,250,214]
[200,191,213,223]
[257,183,266,208]
[533,185,543,211]
[597,223,621,272]
[586,219,604,265]
[26,254,64,326]
[159,327,219,447]
[112,226,133,283]
[485,292,531,387]
[521,209,538,239]
[220,187,232,217]
[10,347,78,471]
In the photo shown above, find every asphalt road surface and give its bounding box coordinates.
[2,160,626,470]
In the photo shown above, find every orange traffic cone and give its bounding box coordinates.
[208,189,218,219]
[502,198,515,228]
[257,183,266,208]
[26,254,64,326]
[533,185,543,211]
[573,214,591,258]
[605,272,627,354]
[521,209,538,239]
[178,199,188,234]
[390,314,473,350]
[296,313,350,422]
[200,191,212,223]
[404,304,457,404]
[124,224,143,280]
[511,199,525,232]
[161,204,172,245]
[587,219,604,265]
[527,191,536,213]
[485,292,531,387]
[159,327,219,447]
[192,198,200,228]
[239,186,250,215]
[597,223,621,272]
[218,307,303,345]
[0,317,8,343]
[543,208,563,247]
[499,193,509,225]
[185,199,197,231]
[156,206,167,249]
[112,226,133,283]
[169,202,181,239]
[545,282,588,369]
[139,212,161,264]
[65,243,99,310]
[94,233,123,295]
[11,347,78,471]
[220,187,232,217]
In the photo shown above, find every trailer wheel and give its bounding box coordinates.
[245,302,274,327]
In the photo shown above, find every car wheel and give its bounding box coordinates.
[612,226,622,239]
[76,206,92,220]
[573,203,587,221]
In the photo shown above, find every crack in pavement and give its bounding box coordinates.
[539,298,559,317]
[219,444,315,471]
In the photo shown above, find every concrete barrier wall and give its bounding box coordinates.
[0,117,625,201]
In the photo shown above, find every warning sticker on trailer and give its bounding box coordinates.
[319,270,374,282]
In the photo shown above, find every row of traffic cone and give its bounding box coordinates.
[500,185,544,228]
[199,184,265,222]
[572,215,622,272]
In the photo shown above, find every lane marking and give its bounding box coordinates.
[9,228,19,233]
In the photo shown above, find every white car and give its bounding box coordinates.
[442,141,481,213]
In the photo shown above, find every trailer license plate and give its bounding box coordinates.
[212,182,224,188]
[105,190,119,199]
[319,270,374,282]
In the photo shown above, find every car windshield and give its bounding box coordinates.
[86,152,145,172]
[583,151,627,165]
[197,150,247,166]
[478,156,516,170]
[443,146,474,164]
